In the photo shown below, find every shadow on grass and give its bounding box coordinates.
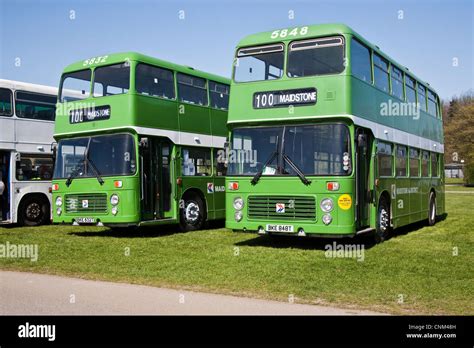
[68,219,225,238]
[235,214,449,251]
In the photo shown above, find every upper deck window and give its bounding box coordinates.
[60,69,91,102]
[234,44,284,82]
[15,91,56,121]
[351,39,371,83]
[373,53,389,93]
[427,90,439,117]
[287,36,345,77]
[177,73,208,106]
[93,63,130,97]
[405,75,416,105]
[136,64,175,99]
[391,65,404,100]
[0,88,13,116]
[209,81,230,110]
[417,83,427,112]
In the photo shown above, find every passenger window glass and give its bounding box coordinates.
[0,88,13,116]
[60,69,91,102]
[421,151,429,177]
[351,39,371,83]
[177,74,208,106]
[374,53,389,92]
[182,147,211,176]
[391,66,404,100]
[209,81,229,110]
[431,153,438,177]
[136,64,175,99]
[16,154,54,181]
[405,76,416,105]
[234,44,284,82]
[409,148,420,177]
[15,91,56,121]
[214,149,227,176]
[377,142,393,177]
[418,84,427,112]
[288,36,345,77]
[428,90,438,117]
[93,63,130,97]
[396,145,407,177]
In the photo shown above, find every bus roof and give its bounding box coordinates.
[236,23,436,94]
[0,79,58,96]
[62,52,230,85]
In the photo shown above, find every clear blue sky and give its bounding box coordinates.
[0,0,472,100]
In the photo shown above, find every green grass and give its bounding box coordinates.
[1,193,472,315]
[445,185,474,192]
[445,177,465,185]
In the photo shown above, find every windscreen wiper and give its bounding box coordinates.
[282,154,311,186]
[65,161,85,187]
[85,156,104,186]
[251,151,278,185]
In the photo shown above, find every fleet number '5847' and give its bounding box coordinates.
[270,26,308,39]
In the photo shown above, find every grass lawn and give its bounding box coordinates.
[1,192,472,315]
[445,185,474,192]
[445,177,465,185]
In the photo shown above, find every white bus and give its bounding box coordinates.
[0,79,57,226]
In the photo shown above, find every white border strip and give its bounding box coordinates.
[55,126,227,148]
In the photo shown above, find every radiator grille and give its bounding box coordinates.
[247,196,316,221]
[65,193,108,214]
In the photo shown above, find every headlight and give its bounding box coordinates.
[234,211,243,222]
[233,197,244,210]
[320,198,334,212]
[110,194,119,206]
[56,207,62,216]
[111,206,118,216]
[322,214,332,225]
[55,196,62,207]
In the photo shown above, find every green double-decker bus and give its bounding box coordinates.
[226,24,445,242]
[52,52,229,230]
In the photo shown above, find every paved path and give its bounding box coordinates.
[0,271,381,315]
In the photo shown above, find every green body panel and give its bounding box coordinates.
[53,175,141,225]
[53,52,229,227]
[226,177,356,235]
[227,24,445,236]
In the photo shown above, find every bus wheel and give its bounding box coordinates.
[428,192,436,226]
[375,197,390,243]
[179,195,205,232]
[18,195,49,227]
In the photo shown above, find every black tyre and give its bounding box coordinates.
[179,195,206,232]
[374,197,390,243]
[428,192,436,226]
[18,195,50,227]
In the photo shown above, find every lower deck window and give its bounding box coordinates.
[16,154,53,181]
[182,147,211,176]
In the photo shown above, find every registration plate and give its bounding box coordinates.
[76,217,96,224]
[265,224,294,233]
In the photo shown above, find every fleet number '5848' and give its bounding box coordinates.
[270,26,308,39]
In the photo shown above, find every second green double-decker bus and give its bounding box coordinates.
[52,52,229,230]
[226,24,445,242]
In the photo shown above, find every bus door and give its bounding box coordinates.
[355,128,371,228]
[139,137,172,221]
[0,151,10,221]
